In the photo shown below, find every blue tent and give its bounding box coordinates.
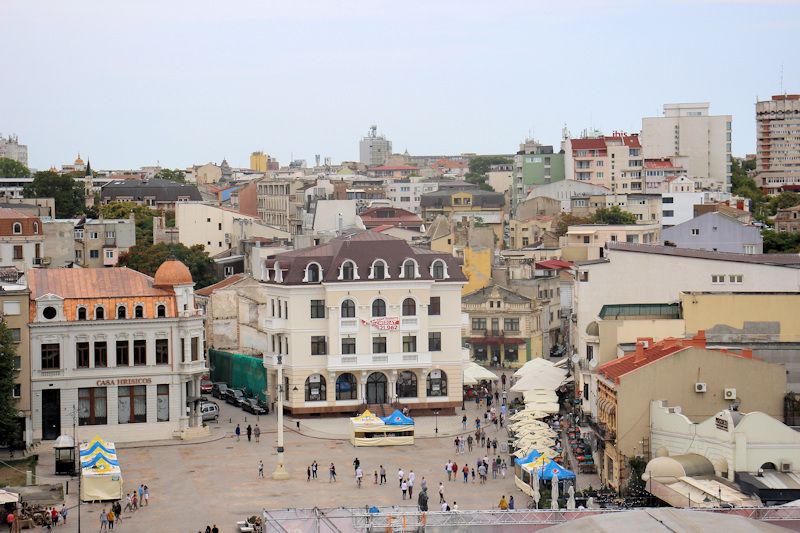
[381,409,414,426]
[536,460,575,480]
[514,449,542,466]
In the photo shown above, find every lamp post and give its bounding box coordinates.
[70,405,81,533]
[272,355,289,480]
[433,409,439,436]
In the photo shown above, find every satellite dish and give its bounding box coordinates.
[589,358,598,369]
[571,354,580,363]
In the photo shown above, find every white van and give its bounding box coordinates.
[201,401,219,421]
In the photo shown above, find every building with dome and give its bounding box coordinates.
[27,260,207,443]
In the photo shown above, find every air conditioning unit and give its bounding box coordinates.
[695,382,707,393]
[724,388,737,400]
[781,462,792,473]
[224,233,232,243]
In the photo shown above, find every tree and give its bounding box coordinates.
[0,157,30,179]
[0,320,19,446]
[554,213,592,236]
[23,170,85,218]
[155,168,186,183]
[464,156,513,191]
[118,242,220,288]
[766,192,800,216]
[99,202,167,246]
[731,158,766,220]
[591,206,637,225]
[762,229,800,254]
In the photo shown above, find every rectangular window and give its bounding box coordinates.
[503,318,520,331]
[13,356,21,369]
[402,335,417,352]
[78,387,107,426]
[2,301,20,315]
[311,336,327,355]
[13,245,23,260]
[115,341,129,366]
[89,232,99,239]
[310,299,325,319]
[691,229,700,236]
[12,384,21,398]
[583,236,590,244]
[472,318,487,331]
[89,250,99,259]
[191,337,199,361]
[428,332,442,351]
[155,339,169,365]
[157,384,169,422]
[663,197,674,204]
[94,341,107,367]
[711,274,726,283]
[105,231,115,239]
[41,343,60,369]
[428,297,441,315]
[662,210,674,217]
[372,336,387,354]
[342,338,356,354]
[105,250,114,259]
[580,271,589,282]
[77,342,90,368]
[729,274,743,283]
[9,328,21,342]
[118,385,147,424]
[134,339,147,365]
[586,345,594,361]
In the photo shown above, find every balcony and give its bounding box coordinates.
[588,418,616,442]
[33,369,64,378]
[262,317,287,332]
[327,351,432,371]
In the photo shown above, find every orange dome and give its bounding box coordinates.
[153,259,193,286]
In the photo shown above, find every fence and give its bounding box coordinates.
[208,349,268,401]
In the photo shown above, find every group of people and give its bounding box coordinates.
[99,484,149,530]
[235,423,261,442]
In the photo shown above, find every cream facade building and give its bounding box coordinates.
[255,231,467,415]
[755,95,800,194]
[560,223,661,261]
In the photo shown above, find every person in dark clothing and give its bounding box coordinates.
[417,488,429,511]
[246,425,252,442]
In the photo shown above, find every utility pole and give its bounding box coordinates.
[272,355,289,480]
[71,405,81,532]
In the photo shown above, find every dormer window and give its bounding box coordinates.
[117,305,127,319]
[157,304,166,318]
[12,222,22,235]
[77,306,87,320]
[339,260,359,281]
[304,263,322,283]
[400,259,419,279]
[95,306,105,320]
[369,259,389,280]
[431,259,448,280]
[134,305,144,318]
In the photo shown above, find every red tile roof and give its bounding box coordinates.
[644,160,675,169]
[570,138,607,150]
[535,259,573,270]
[28,267,173,299]
[196,273,246,297]
[0,207,37,220]
[369,165,419,171]
[598,331,753,384]
[359,207,423,228]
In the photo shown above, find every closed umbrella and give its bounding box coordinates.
[567,485,576,510]
[532,468,541,509]
[551,471,560,509]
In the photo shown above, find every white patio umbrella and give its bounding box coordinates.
[551,471,560,510]
[0,489,19,504]
[513,358,555,378]
[510,409,548,421]
[532,468,541,508]
[567,485,576,510]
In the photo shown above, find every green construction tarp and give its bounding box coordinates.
[208,349,268,401]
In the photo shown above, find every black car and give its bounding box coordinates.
[242,398,267,415]
[224,388,247,407]
[211,383,228,399]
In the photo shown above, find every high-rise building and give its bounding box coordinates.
[641,103,732,192]
[512,140,565,209]
[563,133,643,193]
[0,134,28,166]
[359,125,392,166]
[250,151,269,172]
[755,95,800,195]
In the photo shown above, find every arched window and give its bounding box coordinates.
[426,369,447,397]
[305,263,321,283]
[431,259,447,280]
[371,298,386,317]
[157,304,166,318]
[401,259,417,279]
[396,371,418,398]
[304,374,327,402]
[77,306,87,320]
[341,299,356,318]
[336,373,357,400]
[95,306,105,320]
[401,298,416,316]
[12,222,21,235]
[340,260,356,281]
[33,222,39,234]
[370,259,388,280]
[134,305,144,318]
[117,305,127,319]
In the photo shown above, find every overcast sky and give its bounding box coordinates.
[2,0,798,170]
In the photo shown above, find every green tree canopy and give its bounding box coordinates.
[0,320,20,446]
[119,242,220,289]
[22,170,85,218]
[731,158,766,220]
[155,168,187,183]
[99,202,158,245]
[591,206,638,225]
[0,157,30,178]
[464,155,513,191]
[762,229,800,254]
[766,192,800,216]
[554,213,592,236]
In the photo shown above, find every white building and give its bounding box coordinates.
[0,134,28,166]
[641,103,732,192]
[755,95,800,195]
[661,191,706,226]
[359,125,392,166]
[385,181,439,214]
[525,180,609,213]
[28,262,207,443]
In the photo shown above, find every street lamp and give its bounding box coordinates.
[70,405,81,533]
[272,355,289,480]
[433,410,439,436]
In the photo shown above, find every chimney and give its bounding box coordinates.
[634,340,646,364]
[691,330,707,348]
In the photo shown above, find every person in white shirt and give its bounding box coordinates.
[441,501,449,512]
[398,468,404,488]
[452,501,459,511]
[355,466,363,488]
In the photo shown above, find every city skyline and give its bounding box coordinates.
[1,0,798,170]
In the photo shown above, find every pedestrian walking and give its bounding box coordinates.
[254,424,261,442]
[100,509,108,531]
[492,438,498,454]
[409,470,416,486]
[379,465,386,485]
[60,504,68,525]
[486,439,491,454]
[475,417,480,430]
[235,424,241,441]
[353,457,360,472]
[451,461,458,482]
[471,468,476,482]
[259,460,264,478]
[401,479,408,499]
[462,414,467,430]
[508,495,515,510]
[247,424,252,442]
[307,465,311,482]
[417,488,428,512]
[329,463,337,482]
[444,461,451,481]
[138,484,144,505]
[132,491,138,510]
[501,373,506,389]
[312,461,318,479]
[356,466,363,488]
[438,482,445,504]
[453,437,459,454]
[462,464,469,483]
[143,485,149,506]
[501,460,507,479]
[398,468,404,487]
[123,493,132,513]
[421,477,427,491]
[408,475,414,499]
[478,463,487,484]
[374,470,378,484]
[480,432,486,448]
[467,435,473,452]
[491,460,498,479]
[107,509,115,530]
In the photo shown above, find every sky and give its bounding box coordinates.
[1,0,799,171]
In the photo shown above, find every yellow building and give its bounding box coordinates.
[420,189,505,244]
[561,223,661,261]
[250,151,269,172]
[424,215,493,295]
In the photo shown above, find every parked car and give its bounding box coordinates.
[257,398,270,414]
[200,401,219,421]
[242,398,266,415]
[211,383,228,399]
[224,388,247,407]
[200,377,213,394]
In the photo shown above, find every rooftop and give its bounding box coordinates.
[28,267,173,300]
[196,273,247,297]
[607,242,800,267]
[598,303,682,320]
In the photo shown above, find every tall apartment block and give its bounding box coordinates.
[563,133,643,193]
[359,125,392,166]
[512,140,565,209]
[755,95,800,195]
[0,134,28,166]
[641,103,732,192]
